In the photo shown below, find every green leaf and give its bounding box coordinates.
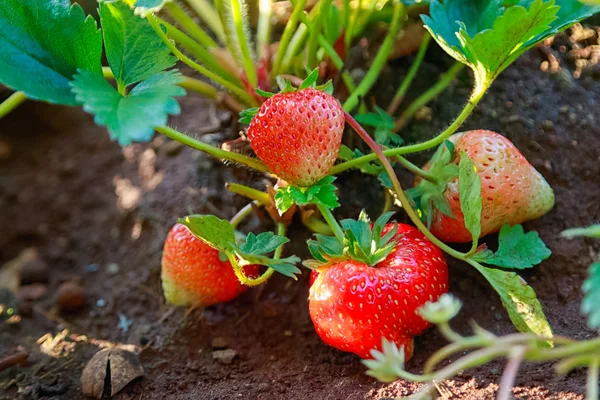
[473,224,552,269]
[274,177,340,215]
[354,107,403,147]
[239,107,259,124]
[70,69,185,145]
[0,0,102,105]
[458,151,482,243]
[238,232,289,255]
[237,252,302,279]
[362,338,406,383]
[323,4,342,44]
[99,1,176,88]
[471,261,553,340]
[125,0,171,17]
[177,215,236,252]
[423,0,600,89]
[561,225,600,239]
[255,88,275,98]
[299,68,320,90]
[582,259,600,330]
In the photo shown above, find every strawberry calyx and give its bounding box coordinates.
[178,215,301,280]
[274,176,340,216]
[304,211,400,269]
[238,68,334,124]
[406,140,459,228]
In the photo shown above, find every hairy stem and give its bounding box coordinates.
[155,126,269,172]
[147,14,258,106]
[330,83,488,175]
[272,0,308,78]
[317,204,345,242]
[165,2,217,48]
[394,62,465,131]
[256,0,272,60]
[0,91,27,120]
[343,2,405,113]
[387,33,431,115]
[230,0,257,87]
[497,347,526,400]
[424,336,490,374]
[394,155,437,183]
[230,201,258,228]
[185,0,226,43]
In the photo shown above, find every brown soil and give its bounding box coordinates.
[1,36,600,399]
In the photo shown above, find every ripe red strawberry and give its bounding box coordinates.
[415,130,554,243]
[308,223,448,360]
[161,223,259,306]
[247,88,345,187]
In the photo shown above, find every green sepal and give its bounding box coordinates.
[255,88,275,98]
[239,107,259,124]
[274,176,340,215]
[410,140,458,228]
[316,81,334,95]
[458,151,482,244]
[276,77,296,93]
[298,68,320,90]
[471,224,551,269]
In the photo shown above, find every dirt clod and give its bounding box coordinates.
[56,281,87,313]
[211,336,229,349]
[19,259,49,284]
[81,348,144,399]
[212,349,237,365]
[16,283,48,302]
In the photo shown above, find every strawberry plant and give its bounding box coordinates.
[1,0,599,389]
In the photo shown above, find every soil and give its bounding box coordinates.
[1,31,600,400]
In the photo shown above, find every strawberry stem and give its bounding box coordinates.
[587,358,599,400]
[387,33,432,115]
[0,91,27,120]
[155,126,270,173]
[393,155,438,183]
[226,182,271,205]
[230,201,258,229]
[317,204,345,243]
[330,82,489,175]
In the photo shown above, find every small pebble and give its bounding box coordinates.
[542,120,554,130]
[212,349,237,365]
[20,259,49,284]
[96,299,106,307]
[0,140,12,160]
[106,263,120,274]
[85,264,99,273]
[56,281,87,313]
[283,330,293,337]
[211,337,229,349]
[559,105,569,114]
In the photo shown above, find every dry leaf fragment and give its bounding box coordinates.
[81,348,144,399]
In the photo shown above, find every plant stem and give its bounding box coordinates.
[229,0,257,87]
[281,4,321,73]
[230,201,258,228]
[497,347,526,400]
[307,0,331,68]
[213,0,241,68]
[0,91,27,120]
[227,252,275,286]
[587,357,598,400]
[342,2,405,113]
[345,0,361,49]
[330,83,488,175]
[302,212,334,235]
[155,125,269,172]
[317,204,344,242]
[424,336,490,374]
[147,14,258,106]
[165,2,217,48]
[185,0,226,43]
[158,18,241,86]
[394,62,465,131]
[256,0,272,61]
[394,155,437,183]
[272,0,308,78]
[387,33,431,115]
[344,111,466,260]
[382,190,393,214]
[226,182,271,205]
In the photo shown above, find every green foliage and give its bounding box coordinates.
[71,70,185,145]
[0,0,102,105]
[472,224,552,269]
[582,259,600,330]
[561,225,600,239]
[458,151,482,244]
[274,176,340,215]
[407,141,458,228]
[306,211,398,267]
[238,232,290,255]
[354,107,403,146]
[177,215,237,252]
[99,1,176,88]
[423,0,600,90]
[239,107,259,124]
[471,261,553,340]
[362,338,406,383]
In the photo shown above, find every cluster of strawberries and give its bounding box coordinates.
[161,87,554,360]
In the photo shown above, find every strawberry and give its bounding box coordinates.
[161,223,259,306]
[247,88,345,187]
[307,215,448,360]
[413,130,555,243]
